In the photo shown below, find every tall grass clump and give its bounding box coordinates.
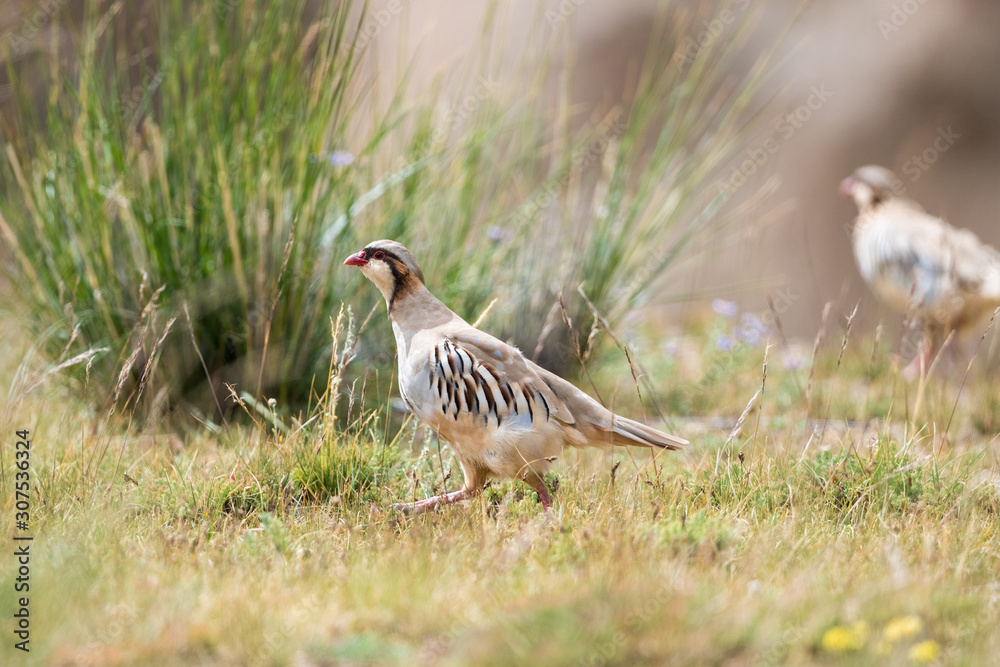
[0,0,781,422]
[0,0,392,420]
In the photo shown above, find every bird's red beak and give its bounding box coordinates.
[838,177,856,198]
[343,250,368,267]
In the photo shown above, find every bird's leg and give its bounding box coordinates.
[393,461,487,516]
[524,474,553,510]
[902,346,928,381]
[534,481,553,510]
[392,486,481,516]
[902,329,932,382]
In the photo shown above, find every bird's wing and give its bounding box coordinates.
[857,201,1000,309]
[946,225,1000,301]
[441,329,576,425]
[443,328,686,449]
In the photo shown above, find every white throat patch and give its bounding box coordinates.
[361,261,397,302]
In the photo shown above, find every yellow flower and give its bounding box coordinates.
[821,622,869,653]
[908,639,940,664]
[883,616,923,644]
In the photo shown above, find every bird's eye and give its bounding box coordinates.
[373,250,385,260]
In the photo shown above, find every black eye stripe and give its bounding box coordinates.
[363,247,399,263]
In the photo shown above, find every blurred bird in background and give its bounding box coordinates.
[840,165,1000,378]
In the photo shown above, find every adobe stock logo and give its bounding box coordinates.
[346,0,412,53]
[878,0,931,40]
[672,0,752,68]
[716,84,834,195]
[901,127,959,183]
[431,77,501,145]
[0,0,70,55]
[546,0,588,28]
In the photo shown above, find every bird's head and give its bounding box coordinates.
[839,165,904,210]
[344,240,426,308]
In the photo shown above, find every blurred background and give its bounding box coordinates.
[2,0,999,421]
[359,0,1000,336]
[6,0,999,330]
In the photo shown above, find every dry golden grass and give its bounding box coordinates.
[2,308,999,666]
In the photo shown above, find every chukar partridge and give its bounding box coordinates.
[344,240,687,514]
[839,165,1000,376]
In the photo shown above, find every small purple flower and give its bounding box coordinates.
[712,298,739,318]
[734,312,768,346]
[782,349,808,370]
[487,225,508,242]
[328,150,355,166]
[736,325,761,347]
[715,334,735,351]
[741,312,766,333]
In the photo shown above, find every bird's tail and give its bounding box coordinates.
[611,415,688,450]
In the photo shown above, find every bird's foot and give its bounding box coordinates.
[392,487,479,516]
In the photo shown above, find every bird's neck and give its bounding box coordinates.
[386,285,462,346]
[857,196,922,225]
[854,194,885,215]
